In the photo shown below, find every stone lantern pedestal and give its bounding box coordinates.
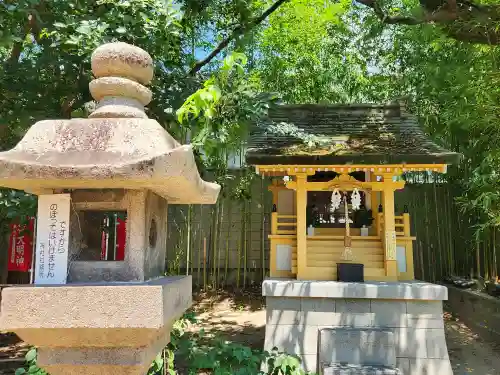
[0,42,220,374]
[1,277,191,375]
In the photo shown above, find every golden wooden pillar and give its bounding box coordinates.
[381,173,398,279]
[295,173,308,280]
[370,172,379,236]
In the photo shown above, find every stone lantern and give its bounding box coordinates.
[0,42,220,374]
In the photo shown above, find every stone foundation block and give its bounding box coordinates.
[393,328,448,359]
[262,280,452,375]
[406,301,443,319]
[319,328,396,367]
[371,301,407,328]
[305,312,374,327]
[264,324,318,355]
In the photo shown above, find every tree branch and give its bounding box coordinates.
[188,0,289,76]
[356,0,457,25]
[7,1,46,64]
[8,13,37,63]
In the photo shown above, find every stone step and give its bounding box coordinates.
[322,364,401,375]
[319,328,396,367]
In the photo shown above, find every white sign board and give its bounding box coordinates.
[276,244,292,271]
[35,194,71,285]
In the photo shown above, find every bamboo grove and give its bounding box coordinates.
[166,171,500,289]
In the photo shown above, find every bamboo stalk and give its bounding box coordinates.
[243,200,248,289]
[493,228,498,279]
[237,202,243,289]
[186,205,192,276]
[211,201,220,289]
[484,229,490,280]
[190,206,196,277]
[444,185,454,275]
[433,181,443,280]
[203,236,207,291]
[216,199,224,289]
[476,238,481,279]
[197,206,203,287]
[224,199,232,287]
[423,186,432,282]
[260,177,266,282]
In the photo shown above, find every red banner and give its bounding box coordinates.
[8,218,35,272]
[116,218,126,261]
[100,215,126,261]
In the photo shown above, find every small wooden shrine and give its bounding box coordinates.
[247,103,458,375]
[246,103,459,283]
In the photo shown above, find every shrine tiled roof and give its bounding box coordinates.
[245,103,461,165]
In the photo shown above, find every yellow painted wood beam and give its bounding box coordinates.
[295,173,308,279]
[381,173,398,278]
[255,164,448,175]
[285,179,405,192]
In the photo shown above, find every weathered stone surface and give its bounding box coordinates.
[371,301,407,328]
[319,328,396,367]
[393,328,428,358]
[0,41,220,204]
[0,276,192,375]
[0,41,211,375]
[91,42,153,84]
[67,190,168,283]
[446,285,500,345]
[89,77,152,105]
[406,301,443,319]
[264,324,318,355]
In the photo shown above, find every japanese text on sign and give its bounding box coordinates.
[35,194,70,284]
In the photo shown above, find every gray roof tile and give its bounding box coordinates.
[245,104,460,165]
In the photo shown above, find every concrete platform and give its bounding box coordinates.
[262,279,448,300]
[263,279,452,375]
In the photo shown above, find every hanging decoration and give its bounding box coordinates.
[341,194,353,261]
[351,188,361,211]
[331,189,341,210]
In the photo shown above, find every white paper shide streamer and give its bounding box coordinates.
[331,188,341,210]
[351,188,361,211]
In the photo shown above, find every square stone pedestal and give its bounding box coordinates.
[0,276,192,375]
[263,279,453,375]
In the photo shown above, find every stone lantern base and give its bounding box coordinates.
[0,276,191,375]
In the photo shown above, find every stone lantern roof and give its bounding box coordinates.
[0,42,220,204]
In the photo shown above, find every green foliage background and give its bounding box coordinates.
[1,0,500,264]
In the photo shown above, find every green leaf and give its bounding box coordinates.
[115,27,127,34]
[25,348,37,362]
[75,24,92,35]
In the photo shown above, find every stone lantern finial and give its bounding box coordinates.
[88,42,154,119]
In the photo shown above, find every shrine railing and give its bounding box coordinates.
[270,212,411,238]
[377,213,411,237]
[271,213,297,235]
